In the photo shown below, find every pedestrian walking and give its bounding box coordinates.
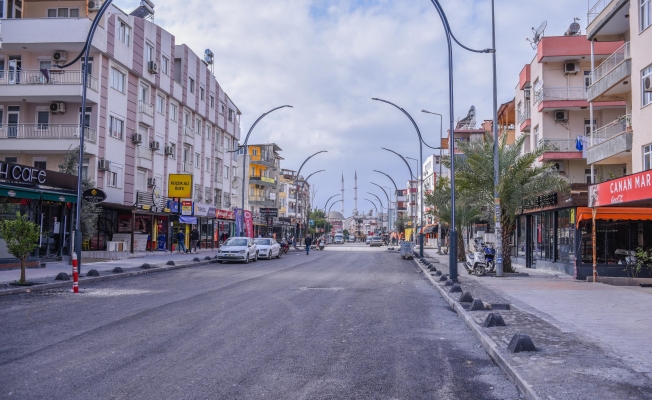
[304,235,312,255]
[190,227,200,253]
[176,230,186,254]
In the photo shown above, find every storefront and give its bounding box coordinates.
[0,162,78,266]
[194,203,217,249]
[216,208,235,244]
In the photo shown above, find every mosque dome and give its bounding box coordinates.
[327,211,345,220]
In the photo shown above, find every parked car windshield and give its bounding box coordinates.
[254,239,271,245]
[225,238,248,247]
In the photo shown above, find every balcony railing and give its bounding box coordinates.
[249,176,276,185]
[0,124,97,143]
[539,138,578,152]
[183,126,194,137]
[587,0,609,26]
[588,114,631,144]
[0,70,99,92]
[590,42,630,86]
[517,107,531,125]
[139,101,154,117]
[137,145,153,160]
[534,87,587,104]
[183,162,193,173]
[249,195,275,204]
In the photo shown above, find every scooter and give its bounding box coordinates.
[483,243,496,273]
[318,242,325,251]
[464,237,487,276]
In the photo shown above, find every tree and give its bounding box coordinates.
[59,147,98,240]
[425,176,482,262]
[394,213,409,235]
[450,132,569,271]
[0,213,41,283]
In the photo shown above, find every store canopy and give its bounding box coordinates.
[0,184,76,202]
[576,207,652,227]
[420,224,438,234]
[179,216,197,224]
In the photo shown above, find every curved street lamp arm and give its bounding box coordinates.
[328,199,343,213]
[296,150,328,181]
[428,0,494,53]
[364,198,379,215]
[324,194,341,212]
[300,170,325,188]
[371,98,440,150]
[367,192,384,210]
[370,182,390,205]
[373,170,398,193]
[228,105,292,153]
[381,148,415,180]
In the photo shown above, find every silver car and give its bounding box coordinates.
[216,237,258,263]
[369,237,383,247]
[254,238,281,259]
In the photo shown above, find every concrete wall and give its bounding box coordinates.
[630,1,652,173]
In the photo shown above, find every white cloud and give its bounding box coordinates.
[118,0,587,215]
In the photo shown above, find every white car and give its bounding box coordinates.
[216,237,258,264]
[366,237,373,245]
[254,238,281,259]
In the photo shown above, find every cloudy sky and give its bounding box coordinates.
[119,0,587,216]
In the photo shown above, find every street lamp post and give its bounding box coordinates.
[294,151,328,240]
[300,170,324,238]
[426,0,495,281]
[370,182,390,235]
[420,109,445,254]
[373,170,399,241]
[381,148,419,244]
[367,191,384,236]
[372,98,426,257]
[364,198,379,236]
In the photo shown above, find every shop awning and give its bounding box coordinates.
[419,224,438,234]
[41,191,76,203]
[0,184,76,202]
[576,207,652,227]
[179,216,197,224]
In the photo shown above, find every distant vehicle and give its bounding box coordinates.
[334,234,344,244]
[366,237,372,245]
[348,236,355,243]
[254,238,281,259]
[369,237,383,247]
[216,237,258,264]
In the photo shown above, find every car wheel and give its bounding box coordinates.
[253,252,258,262]
[217,260,223,264]
[244,254,249,264]
[276,249,281,259]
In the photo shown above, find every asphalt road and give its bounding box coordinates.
[0,244,520,399]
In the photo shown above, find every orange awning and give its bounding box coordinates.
[576,207,652,228]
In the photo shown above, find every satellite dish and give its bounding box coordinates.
[204,49,214,57]
[526,20,547,49]
[204,49,214,66]
[565,18,581,36]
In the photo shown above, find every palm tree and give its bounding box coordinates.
[450,132,569,272]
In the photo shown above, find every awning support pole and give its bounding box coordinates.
[592,208,597,283]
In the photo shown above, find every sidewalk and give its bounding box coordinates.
[421,249,652,398]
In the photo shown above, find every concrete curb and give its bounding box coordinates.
[0,259,216,296]
[415,260,540,400]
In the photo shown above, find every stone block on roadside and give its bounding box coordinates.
[204,256,212,260]
[166,260,175,266]
[449,283,462,293]
[459,292,473,302]
[112,267,124,273]
[55,272,70,281]
[86,269,100,277]
[193,257,200,262]
[444,279,454,286]
[483,312,507,327]
[438,275,448,281]
[141,263,151,269]
[508,334,537,353]
[469,299,486,311]
[435,271,442,276]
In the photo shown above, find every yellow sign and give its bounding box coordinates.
[261,176,275,184]
[168,174,193,198]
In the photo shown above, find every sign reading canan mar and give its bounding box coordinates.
[168,174,193,199]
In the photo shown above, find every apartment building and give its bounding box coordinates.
[246,143,282,236]
[0,1,241,255]
[279,168,310,238]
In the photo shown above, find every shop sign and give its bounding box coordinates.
[194,203,210,217]
[7,190,16,197]
[522,193,557,210]
[82,188,107,203]
[181,200,193,216]
[167,174,193,199]
[0,161,77,190]
[269,192,276,200]
[261,176,275,184]
[216,209,235,220]
[589,170,652,207]
[259,207,278,217]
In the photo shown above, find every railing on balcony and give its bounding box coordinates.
[538,138,578,152]
[183,162,193,173]
[0,70,99,92]
[249,195,275,204]
[249,176,276,185]
[183,126,194,137]
[587,0,609,26]
[590,42,630,86]
[0,124,97,143]
[588,114,631,144]
[534,87,587,104]
[137,145,153,160]
[138,101,154,118]
[517,107,531,125]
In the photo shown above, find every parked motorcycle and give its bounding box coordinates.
[280,241,290,254]
[464,237,487,276]
[483,243,496,273]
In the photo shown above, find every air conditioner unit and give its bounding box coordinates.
[644,76,652,93]
[553,162,565,172]
[98,159,111,171]
[564,62,579,74]
[53,51,68,64]
[554,110,569,121]
[524,89,531,99]
[148,61,159,74]
[147,177,156,187]
[132,133,143,144]
[150,141,161,150]
[164,145,174,155]
[88,1,102,11]
[49,102,66,113]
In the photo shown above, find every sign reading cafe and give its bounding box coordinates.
[0,161,77,190]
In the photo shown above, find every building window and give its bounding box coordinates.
[118,20,131,46]
[146,42,154,63]
[109,116,124,139]
[224,166,230,179]
[215,160,222,179]
[225,137,230,150]
[110,67,125,93]
[157,96,165,114]
[642,0,651,31]
[196,118,202,134]
[644,144,652,171]
[584,119,597,136]
[33,159,47,169]
[195,152,200,168]
[643,65,652,107]
[206,125,211,140]
[220,103,225,115]
[170,103,178,121]
[533,125,540,146]
[189,77,195,93]
[200,86,205,101]
[107,165,123,188]
[205,157,210,172]
[194,184,202,201]
[36,111,49,130]
[184,112,191,127]
[81,158,90,179]
[584,71,591,89]
[210,95,215,108]
[47,8,79,18]
[162,56,169,75]
[228,108,234,122]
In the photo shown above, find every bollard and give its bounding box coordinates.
[71,253,79,293]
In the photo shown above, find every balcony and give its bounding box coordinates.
[137,145,153,170]
[587,42,631,102]
[587,0,630,40]
[183,126,194,145]
[586,115,632,164]
[0,124,97,152]
[0,70,99,102]
[249,176,276,187]
[534,86,587,110]
[517,107,531,132]
[250,155,276,168]
[138,101,155,126]
[249,195,276,207]
[182,162,193,173]
[538,139,583,161]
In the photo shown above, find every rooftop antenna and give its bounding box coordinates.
[526,20,547,49]
[204,49,214,74]
[565,18,581,36]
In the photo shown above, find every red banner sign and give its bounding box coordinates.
[244,210,254,238]
[589,170,652,207]
[216,209,234,220]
